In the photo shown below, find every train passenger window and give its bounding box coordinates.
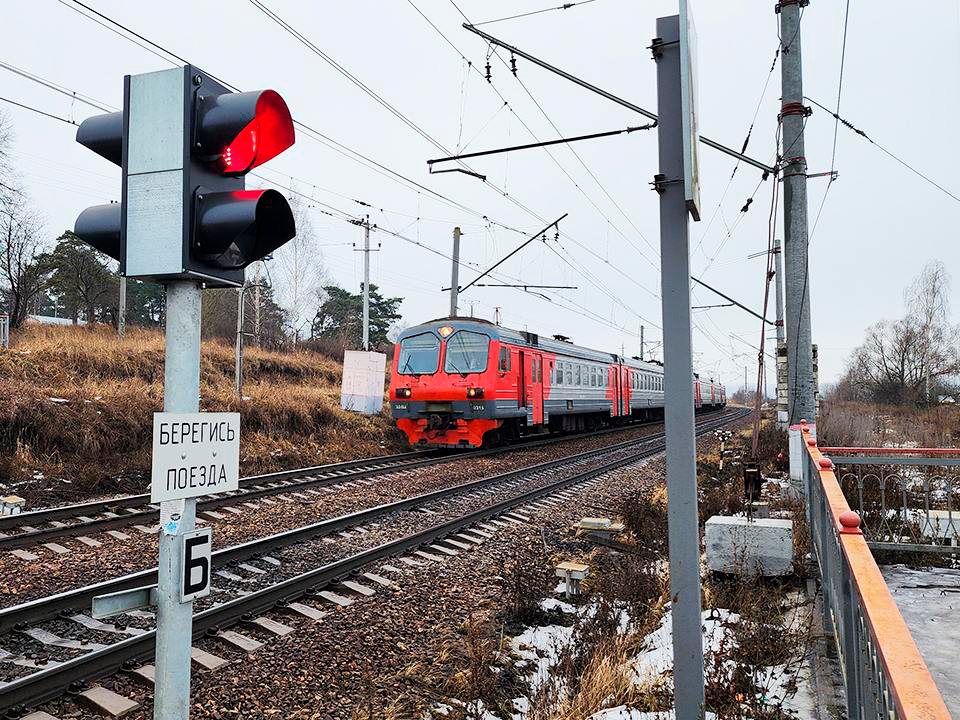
[498,346,510,372]
[444,331,489,375]
[397,333,440,375]
[565,364,572,385]
[575,364,581,385]
[555,362,562,384]
[590,368,596,387]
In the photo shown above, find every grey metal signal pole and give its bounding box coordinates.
[449,226,461,317]
[655,12,705,718]
[778,0,815,426]
[154,280,201,720]
[362,215,370,351]
[235,286,244,397]
[640,324,644,361]
[118,276,126,338]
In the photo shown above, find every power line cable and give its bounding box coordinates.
[0,95,77,125]
[473,0,599,27]
[805,97,960,205]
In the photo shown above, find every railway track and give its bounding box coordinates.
[0,408,746,715]
[0,413,716,552]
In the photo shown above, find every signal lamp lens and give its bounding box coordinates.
[467,388,484,398]
[397,388,412,398]
[219,91,294,175]
[438,326,454,337]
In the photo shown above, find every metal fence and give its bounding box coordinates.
[0,314,8,349]
[823,447,960,553]
[803,427,950,719]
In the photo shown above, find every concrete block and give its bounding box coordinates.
[191,647,229,670]
[10,549,39,561]
[247,616,294,637]
[23,712,61,720]
[42,543,70,555]
[130,664,155,686]
[705,515,793,577]
[341,580,375,597]
[77,685,139,717]
[283,602,327,621]
[217,630,264,653]
[75,535,102,547]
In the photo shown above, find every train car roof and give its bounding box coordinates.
[397,317,667,373]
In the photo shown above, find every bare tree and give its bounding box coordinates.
[904,260,953,401]
[844,262,960,404]
[0,197,48,327]
[273,191,325,346]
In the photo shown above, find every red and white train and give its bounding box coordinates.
[390,318,725,448]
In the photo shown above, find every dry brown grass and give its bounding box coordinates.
[0,324,404,502]
[819,400,960,447]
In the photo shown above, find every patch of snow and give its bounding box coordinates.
[540,598,576,614]
[591,709,718,720]
[512,622,575,691]
[882,564,960,710]
[630,607,738,688]
[47,397,69,404]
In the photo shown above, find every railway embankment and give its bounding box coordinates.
[0,325,404,504]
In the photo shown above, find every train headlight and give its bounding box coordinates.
[396,387,412,398]
[466,387,484,398]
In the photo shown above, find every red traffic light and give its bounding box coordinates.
[199,90,295,176]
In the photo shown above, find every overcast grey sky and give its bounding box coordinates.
[3,1,959,389]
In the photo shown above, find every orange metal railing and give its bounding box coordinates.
[801,423,951,719]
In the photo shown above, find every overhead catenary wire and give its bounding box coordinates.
[441,0,661,269]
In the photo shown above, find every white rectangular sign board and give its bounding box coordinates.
[340,350,386,415]
[151,412,240,503]
[679,0,701,221]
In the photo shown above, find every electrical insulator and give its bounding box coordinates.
[510,54,518,76]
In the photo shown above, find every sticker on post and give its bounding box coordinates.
[180,527,212,603]
[151,412,240,503]
[160,498,185,536]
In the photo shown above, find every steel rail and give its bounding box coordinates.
[0,411,740,632]
[0,409,746,714]
[0,412,719,549]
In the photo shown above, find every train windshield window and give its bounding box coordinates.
[444,331,489,375]
[397,333,440,375]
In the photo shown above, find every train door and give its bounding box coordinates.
[622,366,630,416]
[611,366,620,417]
[518,351,528,410]
[530,353,544,425]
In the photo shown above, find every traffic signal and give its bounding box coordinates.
[73,65,297,287]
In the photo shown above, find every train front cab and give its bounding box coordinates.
[390,322,517,448]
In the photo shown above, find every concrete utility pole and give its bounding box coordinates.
[118,277,127,338]
[640,324,645,361]
[154,281,201,720]
[778,0,815,428]
[362,215,370,351]
[774,237,789,427]
[449,226,461,317]
[253,262,262,347]
[654,9,706,718]
[235,286,244,397]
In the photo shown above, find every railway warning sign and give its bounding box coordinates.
[151,412,240,503]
